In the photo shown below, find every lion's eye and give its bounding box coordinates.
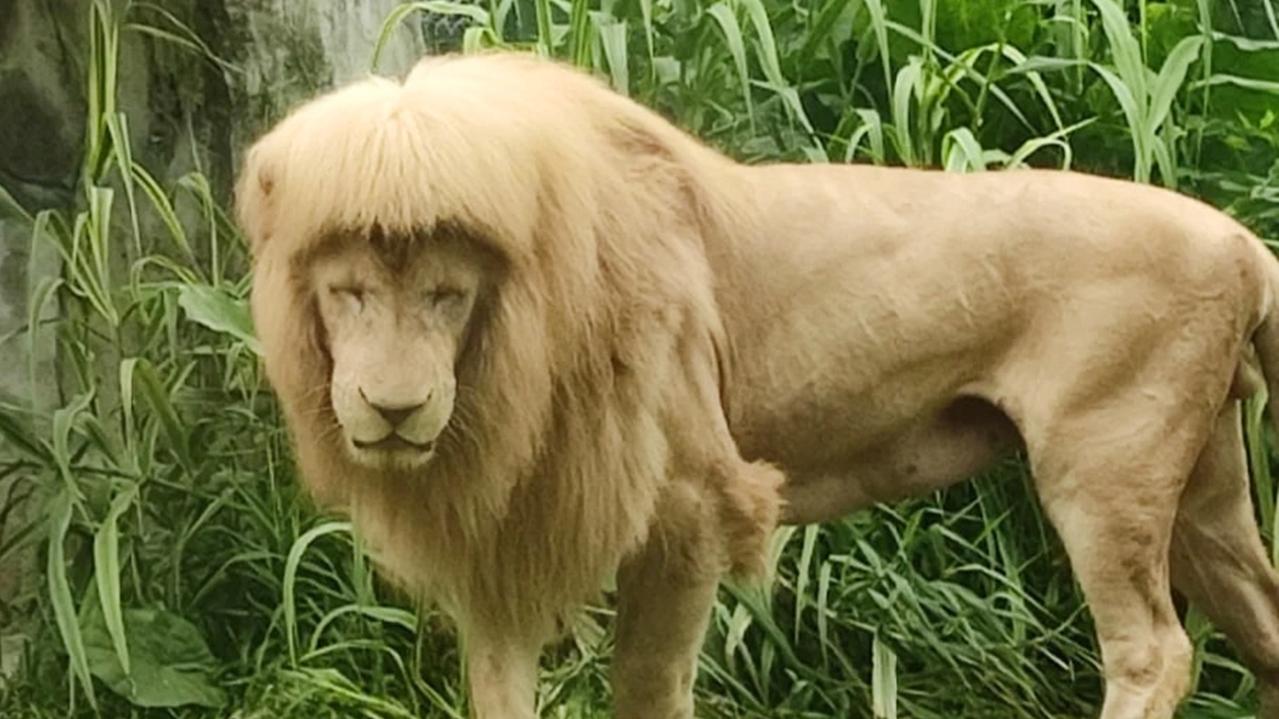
[425,287,466,308]
[329,285,366,310]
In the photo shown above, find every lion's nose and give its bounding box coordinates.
[360,388,426,427]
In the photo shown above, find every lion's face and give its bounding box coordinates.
[309,230,486,471]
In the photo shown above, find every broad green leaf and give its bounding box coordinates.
[177,284,262,356]
[82,606,226,708]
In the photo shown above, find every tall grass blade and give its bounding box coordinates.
[1194,75,1279,95]
[1146,35,1203,137]
[131,359,192,470]
[1089,0,1147,101]
[535,0,554,54]
[942,127,987,172]
[892,59,923,166]
[862,0,892,96]
[707,3,755,128]
[595,15,629,93]
[871,633,897,719]
[1090,63,1149,181]
[284,521,353,666]
[372,2,488,70]
[48,489,98,709]
[94,483,139,677]
[567,0,592,66]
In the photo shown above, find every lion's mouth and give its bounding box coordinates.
[352,434,436,454]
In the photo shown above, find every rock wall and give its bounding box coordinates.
[0,0,425,671]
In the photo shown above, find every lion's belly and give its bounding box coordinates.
[729,349,981,466]
[723,311,1019,522]
[769,396,1022,524]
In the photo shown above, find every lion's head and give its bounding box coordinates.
[304,224,500,470]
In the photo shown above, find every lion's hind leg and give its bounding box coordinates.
[1025,394,1213,719]
[1171,401,1279,718]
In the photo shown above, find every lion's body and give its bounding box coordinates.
[706,162,1279,719]
[712,165,1264,513]
[239,53,1279,719]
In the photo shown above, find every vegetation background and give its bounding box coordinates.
[0,0,1277,717]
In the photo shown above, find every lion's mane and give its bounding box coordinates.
[236,53,776,639]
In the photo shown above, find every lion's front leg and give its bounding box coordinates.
[612,485,724,719]
[464,628,543,719]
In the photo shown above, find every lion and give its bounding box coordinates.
[238,52,1279,719]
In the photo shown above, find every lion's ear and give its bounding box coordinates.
[235,140,277,259]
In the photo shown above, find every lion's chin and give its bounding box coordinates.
[345,436,437,472]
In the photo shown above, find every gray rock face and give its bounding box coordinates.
[0,0,85,210]
[0,0,425,668]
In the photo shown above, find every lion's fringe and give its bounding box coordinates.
[239,51,781,642]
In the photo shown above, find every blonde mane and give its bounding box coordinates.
[237,53,775,638]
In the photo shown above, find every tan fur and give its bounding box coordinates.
[240,52,1279,719]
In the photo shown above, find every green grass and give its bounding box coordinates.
[1,0,1278,717]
